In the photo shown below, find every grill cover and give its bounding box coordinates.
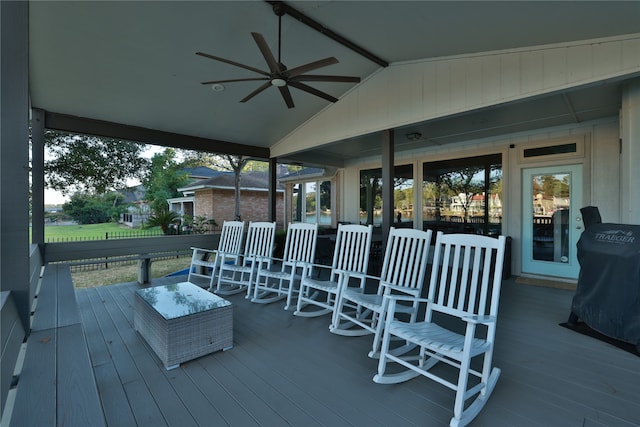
[571,223,640,346]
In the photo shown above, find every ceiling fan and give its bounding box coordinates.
[196,3,361,109]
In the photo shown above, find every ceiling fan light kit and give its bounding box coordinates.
[197,2,360,108]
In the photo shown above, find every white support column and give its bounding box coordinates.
[620,79,640,225]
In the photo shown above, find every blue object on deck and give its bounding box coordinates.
[165,268,190,277]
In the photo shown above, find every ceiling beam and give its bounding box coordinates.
[42,111,270,159]
[266,1,389,68]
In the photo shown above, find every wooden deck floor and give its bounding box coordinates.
[76,276,640,427]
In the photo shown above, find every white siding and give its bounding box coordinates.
[271,34,640,158]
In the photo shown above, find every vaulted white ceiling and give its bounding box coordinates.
[28,1,640,165]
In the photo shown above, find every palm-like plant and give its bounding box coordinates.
[147,207,181,234]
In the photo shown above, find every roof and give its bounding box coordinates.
[180,167,222,179]
[119,184,147,204]
[179,171,284,193]
[278,167,333,182]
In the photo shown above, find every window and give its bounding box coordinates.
[359,164,414,226]
[292,180,332,225]
[423,154,502,236]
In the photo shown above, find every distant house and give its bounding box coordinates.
[175,170,286,228]
[120,167,221,228]
[119,184,148,227]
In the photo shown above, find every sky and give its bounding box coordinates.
[44,145,164,205]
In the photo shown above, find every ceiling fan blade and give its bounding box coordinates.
[292,75,361,83]
[251,32,282,74]
[196,51,270,77]
[278,86,295,109]
[240,82,272,103]
[201,77,269,85]
[288,81,338,103]
[286,57,339,78]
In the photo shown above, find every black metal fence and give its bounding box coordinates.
[46,229,165,242]
[67,251,190,273]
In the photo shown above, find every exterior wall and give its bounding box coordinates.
[194,189,285,229]
[621,80,640,224]
[339,117,623,278]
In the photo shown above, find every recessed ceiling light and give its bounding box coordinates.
[211,84,225,92]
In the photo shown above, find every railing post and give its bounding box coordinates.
[138,255,152,284]
[105,232,109,269]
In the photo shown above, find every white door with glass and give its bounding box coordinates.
[522,164,583,279]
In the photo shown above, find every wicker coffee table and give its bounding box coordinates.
[134,282,233,370]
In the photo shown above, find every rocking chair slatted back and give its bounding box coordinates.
[244,221,277,261]
[283,223,318,266]
[379,227,431,297]
[333,224,374,279]
[217,220,245,255]
[430,233,504,320]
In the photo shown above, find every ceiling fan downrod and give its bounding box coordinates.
[273,2,285,64]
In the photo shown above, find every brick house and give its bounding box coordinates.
[175,171,285,229]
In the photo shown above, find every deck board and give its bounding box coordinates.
[93,363,138,427]
[75,276,640,427]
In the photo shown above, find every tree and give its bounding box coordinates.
[44,130,148,195]
[142,148,190,214]
[440,167,485,222]
[63,192,126,224]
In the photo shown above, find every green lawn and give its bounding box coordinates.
[45,222,162,241]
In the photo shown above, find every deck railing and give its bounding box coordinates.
[43,233,221,267]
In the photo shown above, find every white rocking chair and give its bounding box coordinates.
[374,233,507,427]
[252,223,318,310]
[187,220,245,290]
[330,227,433,358]
[294,224,373,318]
[215,221,276,297]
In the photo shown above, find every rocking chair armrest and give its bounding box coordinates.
[380,282,423,295]
[298,261,331,276]
[256,254,284,263]
[335,270,376,281]
[462,314,496,325]
[383,296,433,323]
[383,295,432,305]
[190,247,218,254]
[216,250,244,262]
